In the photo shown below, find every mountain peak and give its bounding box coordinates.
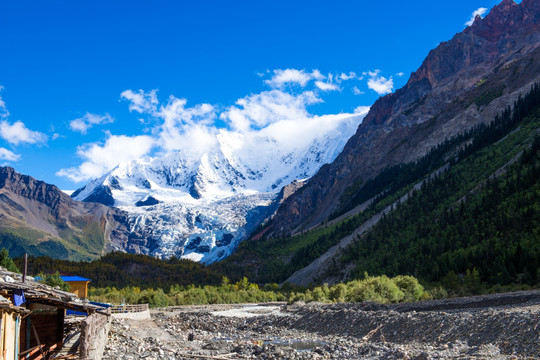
[466,0,538,42]
[72,113,366,263]
[268,0,540,236]
[488,0,518,16]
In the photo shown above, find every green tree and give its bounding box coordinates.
[37,271,70,291]
[463,268,482,294]
[0,248,19,273]
[442,271,460,293]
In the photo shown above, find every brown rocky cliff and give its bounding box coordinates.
[0,166,131,257]
[269,0,540,235]
[0,166,69,217]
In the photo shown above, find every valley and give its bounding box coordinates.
[2,1,540,359]
[104,290,540,359]
[1,0,540,298]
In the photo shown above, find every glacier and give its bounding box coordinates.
[72,112,366,263]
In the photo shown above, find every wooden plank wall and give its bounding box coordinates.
[20,310,63,357]
[2,313,18,360]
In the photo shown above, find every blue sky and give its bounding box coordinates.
[0,0,503,189]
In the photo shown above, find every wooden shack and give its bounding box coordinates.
[59,275,91,299]
[0,267,107,360]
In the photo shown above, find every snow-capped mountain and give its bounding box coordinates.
[72,112,365,263]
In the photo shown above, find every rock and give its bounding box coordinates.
[102,292,540,360]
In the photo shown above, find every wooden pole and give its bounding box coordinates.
[22,253,27,283]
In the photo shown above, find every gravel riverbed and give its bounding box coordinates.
[102,290,540,359]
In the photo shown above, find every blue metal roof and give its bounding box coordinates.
[60,275,91,282]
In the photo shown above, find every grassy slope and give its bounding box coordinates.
[0,217,106,261]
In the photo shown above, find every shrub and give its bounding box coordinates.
[427,286,448,299]
[347,276,404,303]
[139,288,169,307]
[393,275,425,302]
[329,283,347,302]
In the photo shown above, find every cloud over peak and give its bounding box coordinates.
[366,70,394,95]
[56,134,155,182]
[221,90,321,132]
[465,7,488,26]
[58,67,390,183]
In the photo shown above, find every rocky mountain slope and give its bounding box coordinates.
[0,166,130,260]
[285,87,540,286]
[72,113,365,263]
[269,0,540,235]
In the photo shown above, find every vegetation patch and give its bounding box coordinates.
[473,85,505,107]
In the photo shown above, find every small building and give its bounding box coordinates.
[60,274,91,298]
[0,267,108,359]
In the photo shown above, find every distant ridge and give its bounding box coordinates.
[0,166,130,260]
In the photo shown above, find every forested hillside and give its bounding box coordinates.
[218,84,540,288]
[338,87,540,287]
[17,252,223,288]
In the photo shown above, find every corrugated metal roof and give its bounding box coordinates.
[60,275,91,282]
[0,267,103,314]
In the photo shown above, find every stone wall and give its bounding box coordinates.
[80,312,111,360]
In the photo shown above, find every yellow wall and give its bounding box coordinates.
[66,281,90,298]
[1,311,20,360]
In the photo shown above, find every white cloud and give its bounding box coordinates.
[396,72,405,77]
[354,106,370,116]
[0,120,47,145]
[339,72,357,81]
[0,86,46,153]
[0,86,7,118]
[366,70,380,77]
[220,90,321,132]
[59,68,374,184]
[158,97,215,127]
[315,81,340,92]
[265,69,323,88]
[465,7,488,26]
[56,134,155,182]
[366,70,394,95]
[69,112,114,134]
[0,147,20,161]
[157,96,217,153]
[352,86,365,95]
[120,89,159,113]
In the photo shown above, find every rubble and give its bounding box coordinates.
[103,291,540,359]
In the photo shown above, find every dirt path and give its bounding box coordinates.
[123,318,178,342]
